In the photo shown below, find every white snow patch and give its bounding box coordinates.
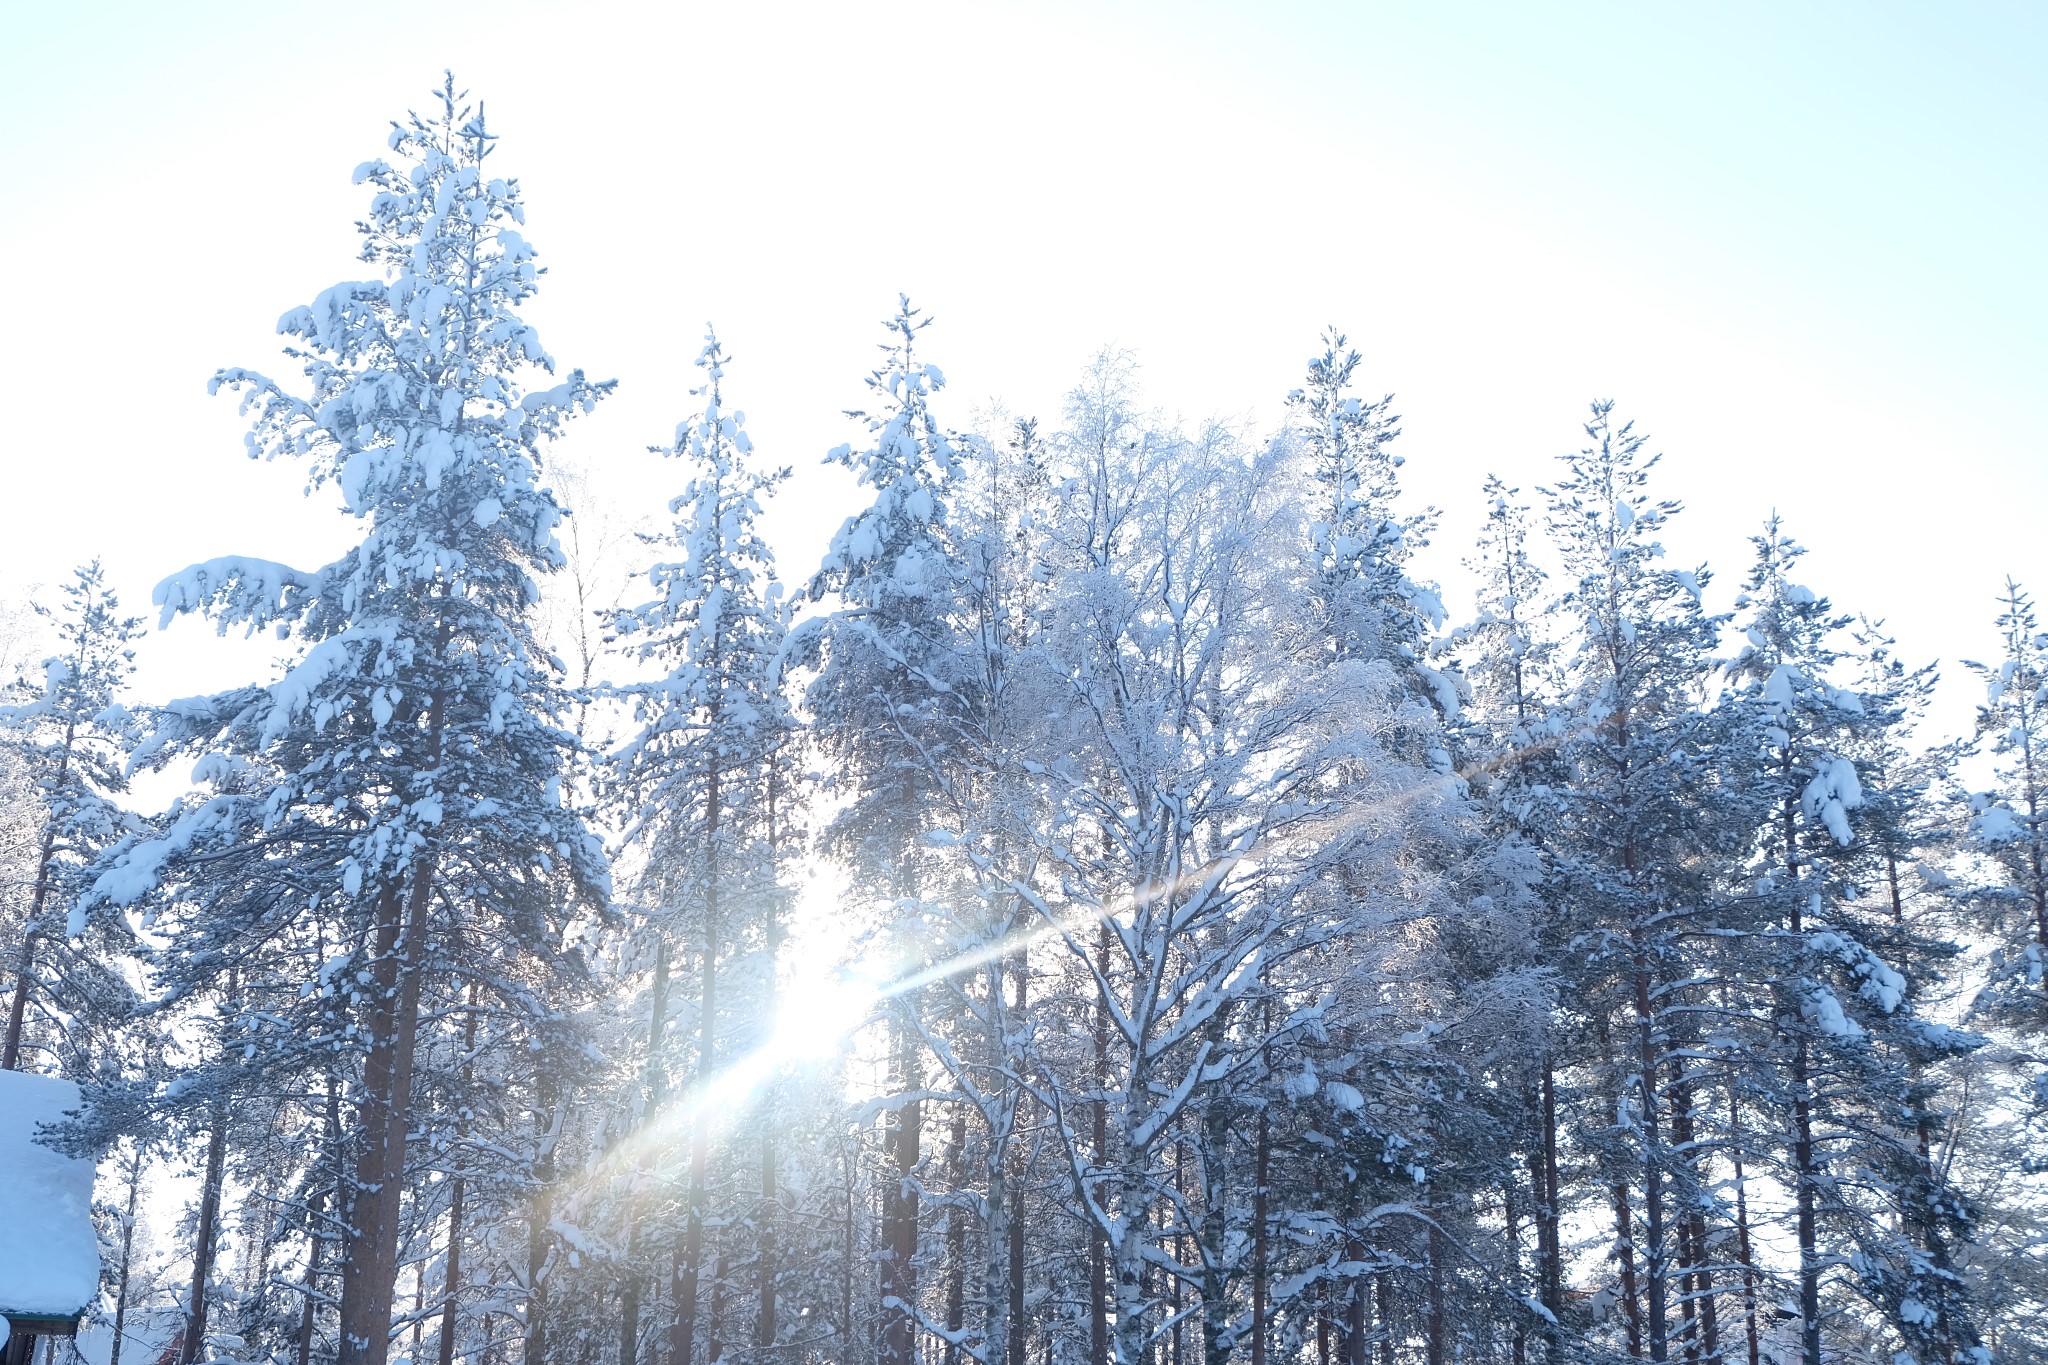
[0,1070,101,1317]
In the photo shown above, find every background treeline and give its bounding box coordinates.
[2,80,2043,1365]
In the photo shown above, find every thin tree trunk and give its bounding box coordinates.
[1631,952,1671,1362]
[1374,1270,1393,1365]
[708,1252,725,1364]
[1252,1106,1270,1365]
[1727,1090,1761,1365]
[1,927,36,1072]
[437,1173,466,1365]
[2,720,73,1072]
[1537,1064,1564,1362]
[1792,1044,1821,1365]
[1008,1133,1026,1365]
[524,1071,560,1365]
[1503,1181,1527,1365]
[879,1017,922,1365]
[842,1143,856,1357]
[622,941,672,1365]
[302,1075,343,1365]
[1612,1177,1645,1360]
[758,745,788,1359]
[1665,1067,1717,1363]
[1091,924,1110,1365]
[438,988,479,1365]
[109,1145,143,1365]
[412,1262,427,1358]
[1342,1239,1366,1365]
[1424,1213,1447,1365]
[757,1126,778,1356]
[1171,1149,1186,1365]
[945,1111,967,1365]
[179,1096,230,1365]
[2,828,63,1070]
[673,865,721,1365]
[1784,784,1821,1365]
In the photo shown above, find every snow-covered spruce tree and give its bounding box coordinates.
[83,76,610,1365]
[1276,337,1527,1364]
[885,409,1061,1365]
[1725,519,1985,1364]
[799,296,969,1365]
[1964,580,2048,1106]
[1537,403,1760,1363]
[0,561,144,1075]
[1451,477,1573,1361]
[609,329,796,1365]
[1288,330,1434,673]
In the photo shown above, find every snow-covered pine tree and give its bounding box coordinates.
[1291,330,1415,663]
[610,329,796,1365]
[893,409,1059,1365]
[1964,580,2048,1107]
[800,296,968,1365]
[1538,402,1758,1363]
[1726,518,1986,1363]
[82,75,611,1365]
[1276,336,1511,1364]
[1451,478,1573,1360]
[0,561,144,1075]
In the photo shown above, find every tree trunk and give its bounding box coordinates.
[1091,924,1110,1365]
[523,1080,560,1365]
[179,1096,230,1365]
[621,943,669,1365]
[945,1112,967,1365]
[673,907,720,1365]
[437,1174,467,1365]
[1374,1271,1393,1365]
[708,1252,725,1364]
[1008,1137,1026,1365]
[1424,1213,1447,1365]
[1342,1239,1366,1365]
[1727,1089,1761,1365]
[1,929,35,1072]
[757,1125,778,1356]
[337,871,433,1365]
[757,745,788,1361]
[879,1018,922,1365]
[1612,1177,1645,1360]
[1251,1107,1270,1365]
[2,819,63,1071]
[1502,1181,1527,1365]
[1535,1064,1564,1362]
[439,990,479,1365]
[109,1144,144,1365]
[336,649,446,1365]
[1631,952,1671,1362]
[2,716,73,1074]
[302,1074,343,1365]
[1665,1067,1717,1364]
[1792,1045,1821,1365]
[1784,786,1821,1365]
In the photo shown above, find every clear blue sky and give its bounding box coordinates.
[2,1,2041,733]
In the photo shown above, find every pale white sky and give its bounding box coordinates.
[2,1,2041,739]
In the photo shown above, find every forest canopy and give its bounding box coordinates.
[2,75,2044,1365]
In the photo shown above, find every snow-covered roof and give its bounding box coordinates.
[0,1070,101,1320]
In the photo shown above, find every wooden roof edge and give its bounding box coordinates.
[1,1311,86,1335]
